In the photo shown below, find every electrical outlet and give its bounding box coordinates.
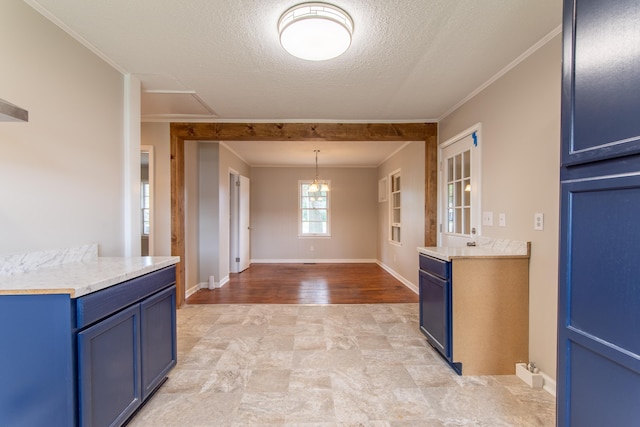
[482,211,493,226]
[534,213,544,231]
[309,245,315,252]
[499,213,506,227]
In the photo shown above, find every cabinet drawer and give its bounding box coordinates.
[419,254,450,280]
[76,266,176,329]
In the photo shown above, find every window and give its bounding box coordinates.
[141,181,150,235]
[446,150,471,235]
[389,169,401,244]
[299,180,330,236]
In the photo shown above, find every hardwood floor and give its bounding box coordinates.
[186,263,418,304]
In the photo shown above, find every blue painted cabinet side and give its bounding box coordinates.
[0,294,76,427]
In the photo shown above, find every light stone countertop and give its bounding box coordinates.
[417,237,530,261]
[0,256,180,298]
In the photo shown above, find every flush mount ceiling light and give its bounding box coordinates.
[278,3,354,61]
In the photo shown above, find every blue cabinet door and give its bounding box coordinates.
[140,285,177,399]
[559,0,640,425]
[558,174,640,426]
[78,304,141,427]
[419,269,451,359]
[562,0,640,166]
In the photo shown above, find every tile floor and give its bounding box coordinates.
[128,304,555,426]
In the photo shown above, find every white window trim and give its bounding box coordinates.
[388,169,402,246]
[378,177,388,202]
[298,180,331,237]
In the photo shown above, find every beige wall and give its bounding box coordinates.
[197,142,219,286]
[377,141,426,290]
[439,35,561,379]
[0,1,125,256]
[250,167,378,261]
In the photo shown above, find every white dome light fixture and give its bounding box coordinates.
[278,3,354,61]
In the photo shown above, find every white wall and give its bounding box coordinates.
[439,34,561,379]
[250,167,378,261]
[0,1,126,256]
[377,142,426,290]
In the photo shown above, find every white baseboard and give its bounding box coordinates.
[541,371,556,397]
[376,261,418,294]
[515,363,556,397]
[186,283,202,298]
[250,259,377,264]
[190,276,230,291]
[218,275,229,288]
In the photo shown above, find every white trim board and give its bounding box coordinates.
[376,261,418,295]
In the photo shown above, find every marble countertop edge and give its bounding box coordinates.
[0,256,180,298]
[417,239,530,262]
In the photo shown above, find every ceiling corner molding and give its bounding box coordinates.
[23,0,128,75]
[438,24,563,122]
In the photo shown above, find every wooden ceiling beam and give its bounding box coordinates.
[170,122,437,141]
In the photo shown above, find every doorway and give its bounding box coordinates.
[170,122,438,306]
[438,124,481,247]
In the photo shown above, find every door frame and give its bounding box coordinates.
[170,122,438,306]
[228,169,250,274]
[229,171,240,274]
[140,145,154,256]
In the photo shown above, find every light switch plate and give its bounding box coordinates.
[499,213,506,227]
[482,211,493,226]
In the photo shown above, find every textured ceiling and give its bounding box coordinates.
[25,0,562,165]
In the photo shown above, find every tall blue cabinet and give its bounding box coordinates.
[558,0,640,425]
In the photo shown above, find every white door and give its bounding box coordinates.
[439,125,481,247]
[238,175,251,272]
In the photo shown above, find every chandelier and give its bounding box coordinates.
[309,149,329,192]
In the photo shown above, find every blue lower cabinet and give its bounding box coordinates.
[0,266,176,427]
[419,269,450,358]
[76,282,177,427]
[418,255,454,369]
[78,304,142,427]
